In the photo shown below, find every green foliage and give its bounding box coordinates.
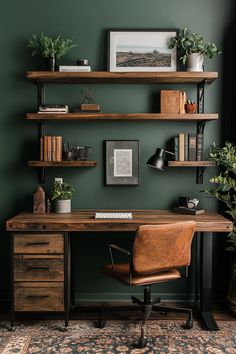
[168,27,221,65]
[28,33,76,59]
[205,142,236,280]
[51,181,75,200]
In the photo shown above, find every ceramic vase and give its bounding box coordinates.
[187,53,204,72]
[55,199,71,213]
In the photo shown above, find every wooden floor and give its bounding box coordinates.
[1,302,235,322]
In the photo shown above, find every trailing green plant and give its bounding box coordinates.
[28,33,76,59]
[51,181,75,200]
[204,142,236,279]
[168,27,221,65]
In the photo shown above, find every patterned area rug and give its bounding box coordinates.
[0,320,236,353]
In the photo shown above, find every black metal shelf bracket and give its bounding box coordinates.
[37,81,46,183]
[196,80,206,184]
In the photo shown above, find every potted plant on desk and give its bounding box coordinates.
[28,32,77,71]
[168,27,221,71]
[52,181,75,213]
[205,142,236,313]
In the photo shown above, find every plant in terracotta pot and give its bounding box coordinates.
[168,27,221,71]
[52,181,75,213]
[204,142,236,313]
[28,33,77,71]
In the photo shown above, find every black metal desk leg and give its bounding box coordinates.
[200,232,219,330]
[64,232,70,329]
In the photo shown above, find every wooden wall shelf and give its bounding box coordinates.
[26,71,218,84]
[28,161,97,167]
[168,161,216,167]
[27,113,218,122]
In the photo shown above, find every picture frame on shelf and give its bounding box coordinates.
[105,140,139,185]
[107,29,178,72]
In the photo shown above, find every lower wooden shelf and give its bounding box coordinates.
[28,160,97,167]
[168,161,216,167]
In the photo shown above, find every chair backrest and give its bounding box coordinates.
[132,221,196,275]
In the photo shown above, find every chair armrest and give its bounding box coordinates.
[108,244,132,268]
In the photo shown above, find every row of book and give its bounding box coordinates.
[40,136,62,161]
[173,133,204,161]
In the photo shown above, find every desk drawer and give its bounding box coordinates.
[14,282,64,311]
[14,233,64,254]
[14,256,64,282]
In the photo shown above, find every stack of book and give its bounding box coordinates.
[173,133,204,161]
[59,65,91,72]
[38,105,69,114]
[40,136,62,161]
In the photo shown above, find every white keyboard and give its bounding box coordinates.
[95,212,133,219]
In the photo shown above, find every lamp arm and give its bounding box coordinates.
[164,150,175,156]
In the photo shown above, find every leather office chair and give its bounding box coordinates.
[101,221,196,348]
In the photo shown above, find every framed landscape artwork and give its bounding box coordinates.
[107,29,178,72]
[105,140,139,185]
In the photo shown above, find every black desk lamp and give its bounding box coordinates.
[146,148,175,170]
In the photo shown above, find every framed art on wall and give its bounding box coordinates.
[105,140,139,185]
[107,29,178,72]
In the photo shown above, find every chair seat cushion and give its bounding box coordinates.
[101,263,181,286]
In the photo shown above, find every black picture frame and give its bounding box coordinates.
[105,140,139,185]
[107,28,178,72]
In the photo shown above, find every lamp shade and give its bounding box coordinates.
[146,148,175,170]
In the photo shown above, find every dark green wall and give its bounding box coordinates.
[0,0,233,303]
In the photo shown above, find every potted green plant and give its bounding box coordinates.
[168,27,221,71]
[28,33,77,71]
[204,141,236,312]
[52,181,75,213]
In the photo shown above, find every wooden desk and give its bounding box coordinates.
[6,210,233,330]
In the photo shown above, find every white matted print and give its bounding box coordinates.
[108,29,178,72]
[114,149,132,177]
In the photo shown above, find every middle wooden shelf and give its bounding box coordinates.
[27,113,218,121]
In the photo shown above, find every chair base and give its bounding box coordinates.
[97,285,193,348]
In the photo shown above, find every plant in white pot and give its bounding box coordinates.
[168,27,221,72]
[52,181,75,213]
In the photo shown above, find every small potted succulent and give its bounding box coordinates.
[28,33,77,71]
[168,27,221,71]
[52,181,75,213]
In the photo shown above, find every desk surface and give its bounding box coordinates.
[6,210,233,233]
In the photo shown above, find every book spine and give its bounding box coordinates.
[47,136,52,161]
[174,136,179,161]
[197,133,204,161]
[52,136,56,162]
[178,133,185,161]
[179,91,186,114]
[184,133,188,161]
[55,136,62,161]
[43,136,48,161]
[188,134,197,161]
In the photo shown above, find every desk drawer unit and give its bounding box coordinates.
[11,232,70,327]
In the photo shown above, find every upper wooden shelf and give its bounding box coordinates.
[28,160,97,167]
[168,161,216,167]
[27,113,218,122]
[26,71,218,84]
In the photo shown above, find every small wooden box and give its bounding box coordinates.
[160,90,186,114]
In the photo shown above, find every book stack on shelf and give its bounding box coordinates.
[173,133,204,161]
[160,90,187,114]
[40,136,62,161]
[59,65,91,72]
[38,104,69,114]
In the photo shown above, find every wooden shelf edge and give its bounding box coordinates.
[26,71,218,84]
[28,161,97,167]
[168,161,216,167]
[26,113,219,121]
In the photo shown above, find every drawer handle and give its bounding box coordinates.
[26,242,50,246]
[27,267,50,271]
[27,295,49,299]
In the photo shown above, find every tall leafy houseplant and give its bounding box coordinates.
[205,142,236,312]
[52,181,75,213]
[168,27,221,71]
[28,33,76,71]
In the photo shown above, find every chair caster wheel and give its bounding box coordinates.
[134,337,147,348]
[185,319,193,329]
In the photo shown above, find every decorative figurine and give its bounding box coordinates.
[77,86,101,112]
[33,185,46,213]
